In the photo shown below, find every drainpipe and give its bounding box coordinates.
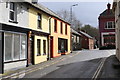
[47,17,52,60]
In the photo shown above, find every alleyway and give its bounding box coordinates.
[22,49,115,78]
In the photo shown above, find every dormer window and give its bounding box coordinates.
[9,2,17,22]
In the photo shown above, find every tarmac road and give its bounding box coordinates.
[22,49,115,78]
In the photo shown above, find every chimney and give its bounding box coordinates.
[32,0,38,4]
[107,3,111,14]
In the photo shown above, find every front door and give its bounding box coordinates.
[50,37,53,58]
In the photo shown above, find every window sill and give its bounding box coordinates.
[104,28,115,30]
[9,20,18,24]
[4,59,27,63]
[37,27,42,30]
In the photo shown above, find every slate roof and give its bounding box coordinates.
[71,29,81,36]
[28,2,70,24]
[79,31,93,39]
[99,9,114,17]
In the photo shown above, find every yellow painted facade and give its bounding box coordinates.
[28,7,50,64]
[29,7,50,33]
[34,36,48,64]
[50,18,71,57]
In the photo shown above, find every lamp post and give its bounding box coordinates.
[70,4,78,53]
[70,4,78,26]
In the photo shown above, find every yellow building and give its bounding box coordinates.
[28,3,50,65]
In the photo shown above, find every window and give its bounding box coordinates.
[43,40,46,55]
[61,22,63,34]
[4,33,13,61]
[65,24,67,35]
[54,19,57,32]
[77,36,80,43]
[4,33,27,62]
[9,2,16,21]
[37,39,41,56]
[105,21,115,29]
[21,35,26,59]
[14,34,20,60]
[38,14,42,29]
[58,38,68,53]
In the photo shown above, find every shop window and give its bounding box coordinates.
[43,40,46,55]
[9,2,17,22]
[20,35,26,59]
[14,34,20,60]
[54,19,57,32]
[4,33,13,61]
[37,13,42,29]
[37,39,41,56]
[58,38,68,53]
[4,33,27,62]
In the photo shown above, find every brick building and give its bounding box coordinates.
[98,3,115,47]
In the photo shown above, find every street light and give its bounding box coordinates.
[70,4,78,26]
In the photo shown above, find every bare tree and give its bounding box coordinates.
[56,9,82,30]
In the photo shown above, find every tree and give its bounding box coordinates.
[81,24,99,40]
[56,9,82,30]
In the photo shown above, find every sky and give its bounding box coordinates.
[38,0,113,28]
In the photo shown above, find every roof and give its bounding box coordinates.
[99,9,114,17]
[79,31,93,39]
[71,28,81,36]
[28,3,70,25]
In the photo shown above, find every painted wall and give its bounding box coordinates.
[34,36,48,64]
[0,3,29,28]
[29,7,50,33]
[50,17,71,58]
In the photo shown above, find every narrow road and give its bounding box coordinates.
[23,49,115,78]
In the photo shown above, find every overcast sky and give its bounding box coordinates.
[39,0,113,28]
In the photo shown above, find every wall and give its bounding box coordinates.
[34,35,48,64]
[0,3,29,28]
[50,18,71,57]
[29,7,50,33]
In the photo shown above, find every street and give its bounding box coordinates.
[21,49,115,78]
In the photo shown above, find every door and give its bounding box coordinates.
[50,37,53,58]
[31,36,34,65]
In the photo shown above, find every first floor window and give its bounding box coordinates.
[43,40,46,55]
[105,21,115,29]
[4,33,27,62]
[37,39,41,56]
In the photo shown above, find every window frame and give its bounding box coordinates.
[4,32,27,62]
[65,24,67,35]
[104,21,115,29]
[37,39,41,56]
[9,2,17,22]
[61,22,63,34]
[37,13,42,29]
[54,19,57,32]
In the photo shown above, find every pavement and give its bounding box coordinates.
[0,51,80,79]
[1,49,120,79]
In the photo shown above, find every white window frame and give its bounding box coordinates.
[104,21,115,29]
[4,32,27,62]
[9,2,17,22]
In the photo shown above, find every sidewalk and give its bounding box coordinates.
[98,55,120,78]
[0,51,80,79]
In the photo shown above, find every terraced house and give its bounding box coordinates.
[0,1,30,73]
[0,0,71,73]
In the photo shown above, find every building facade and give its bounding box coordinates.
[113,0,120,61]
[50,17,71,58]
[79,31,94,50]
[98,3,115,47]
[0,2,29,73]
[71,29,82,51]
[27,3,50,65]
